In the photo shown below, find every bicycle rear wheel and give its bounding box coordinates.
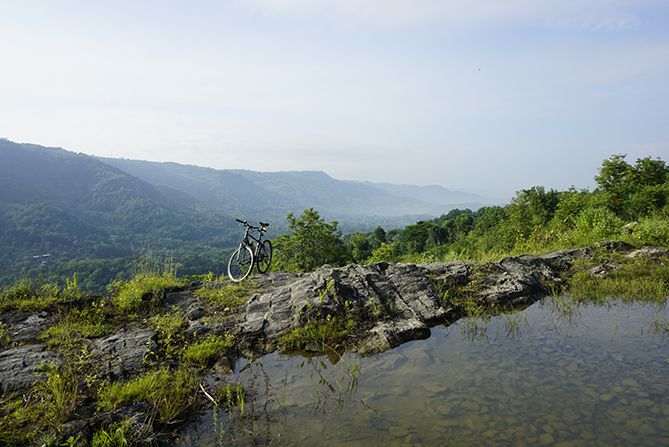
[228,245,254,282]
[256,240,273,274]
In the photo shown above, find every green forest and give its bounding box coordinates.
[273,154,668,271]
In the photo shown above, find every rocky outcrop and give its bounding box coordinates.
[233,249,595,355]
[0,344,61,392]
[90,328,156,380]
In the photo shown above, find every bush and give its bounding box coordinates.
[273,208,349,272]
[631,217,669,246]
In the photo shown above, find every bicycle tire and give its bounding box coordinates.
[228,245,254,282]
[256,240,273,274]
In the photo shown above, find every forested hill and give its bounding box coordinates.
[98,157,493,221]
[0,139,238,290]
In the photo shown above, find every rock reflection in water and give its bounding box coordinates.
[176,298,669,447]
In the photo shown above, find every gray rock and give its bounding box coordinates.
[7,311,57,344]
[626,246,669,259]
[0,344,60,392]
[91,328,156,380]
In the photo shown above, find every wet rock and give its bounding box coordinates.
[91,328,156,380]
[0,344,60,392]
[231,248,598,354]
[359,319,431,355]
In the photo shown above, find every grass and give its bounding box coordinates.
[213,383,245,412]
[149,309,189,360]
[110,272,185,312]
[97,366,198,424]
[182,334,234,367]
[195,281,258,309]
[91,418,135,447]
[568,255,669,303]
[279,314,351,352]
[0,322,9,349]
[0,275,83,312]
[39,306,117,349]
[0,364,80,445]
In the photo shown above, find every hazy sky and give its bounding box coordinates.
[1,1,668,197]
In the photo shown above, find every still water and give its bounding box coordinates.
[177,297,669,446]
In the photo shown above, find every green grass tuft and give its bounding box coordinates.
[195,281,258,309]
[97,367,198,424]
[110,272,185,312]
[182,334,234,367]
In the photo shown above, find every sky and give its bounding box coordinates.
[1,0,668,197]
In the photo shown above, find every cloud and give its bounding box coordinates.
[240,0,657,29]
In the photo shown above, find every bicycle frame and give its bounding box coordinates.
[238,225,266,256]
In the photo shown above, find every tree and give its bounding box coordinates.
[595,154,668,219]
[273,208,349,272]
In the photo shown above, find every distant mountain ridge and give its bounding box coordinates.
[98,157,495,220]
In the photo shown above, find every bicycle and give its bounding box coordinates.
[227,219,273,282]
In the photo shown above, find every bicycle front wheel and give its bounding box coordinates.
[228,245,254,282]
[256,240,273,274]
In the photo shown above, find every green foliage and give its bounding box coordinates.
[97,367,198,424]
[213,383,245,412]
[195,281,258,309]
[0,275,84,312]
[630,217,669,246]
[0,325,7,349]
[364,154,668,265]
[273,208,349,272]
[366,242,400,263]
[595,154,668,219]
[110,272,184,312]
[278,314,351,352]
[40,306,116,349]
[1,364,80,443]
[91,419,133,447]
[568,256,669,303]
[149,309,189,359]
[182,334,234,367]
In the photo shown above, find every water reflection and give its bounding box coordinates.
[176,297,669,447]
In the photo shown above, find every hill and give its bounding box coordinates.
[98,158,494,223]
[0,139,238,290]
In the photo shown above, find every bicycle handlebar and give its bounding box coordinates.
[235,219,270,231]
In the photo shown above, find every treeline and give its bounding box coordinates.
[273,154,668,271]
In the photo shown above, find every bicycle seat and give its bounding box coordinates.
[259,221,270,227]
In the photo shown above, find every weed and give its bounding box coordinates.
[91,418,134,447]
[195,281,257,309]
[34,364,80,430]
[182,334,234,367]
[653,316,669,336]
[149,309,188,360]
[568,256,669,303]
[110,272,184,312]
[97,366,198,424]
[0,322,9,349]
[39,306,116,349]
[0,275,83,312]
[213,383,246,412]
[279,314,351,352]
